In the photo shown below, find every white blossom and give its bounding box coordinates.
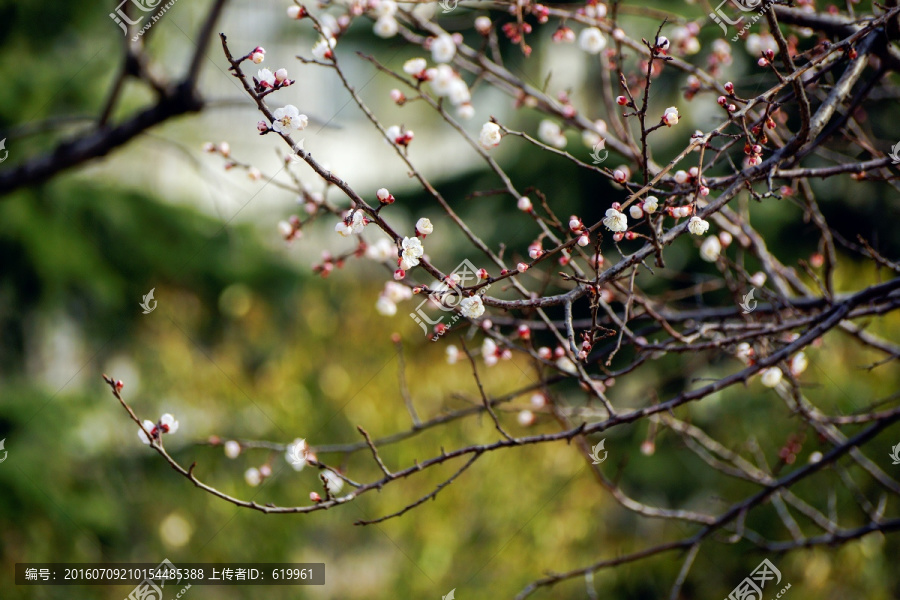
[375,295,397,316]
[687,216,709,235]
[384,281,412,303]
[663,106,679,126]
[415,217,433,236]
[603,208,628,232]
[642,196,659,213]
[431,34,457,63]
[400,236,424,269]
[446,345,459,364]
[459,295,485,319]
[285,438,309,471]
[700,236,722,262]
[272,105,308,134]
[322,470,344,495]
[374,0,397,17]
[538,120,566,149]
[479,122,502,149]
[311,37,336,60]
[578,27,607,54]
[373,16,398,38]
[224,440,241,459]
[244,467,262,486]
[403,57,427,75]
[137,420,157,445]
[257,68,275,88]
[761,367,783,388]
[366,238,395,262]
[790,352,808,376]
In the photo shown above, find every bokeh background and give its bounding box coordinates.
[1,0,900,598]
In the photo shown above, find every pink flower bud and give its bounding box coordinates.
[394,269,405,280]
[517,262,529,273]
[518,196,533,212]
[616,95,628,106]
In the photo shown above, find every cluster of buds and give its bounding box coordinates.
[138,413,180,445]
[745,141,764,167]
[707,39,733,75]
[386,125,414,146]
[569,215,592,245]
[482,337,512,366]
[717,95,737,113]
[254,68,294,92]
[203,141,231,157]
[277,215,302,242]
[552,25,575,43]
[757,48,776,67]
[530,3,550,23]
[777,432,806,465]
[313,250,344,278]
[244,464,273,487]
[666,204,694,219]
[578,332,593,361]
[501,21,533,55]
